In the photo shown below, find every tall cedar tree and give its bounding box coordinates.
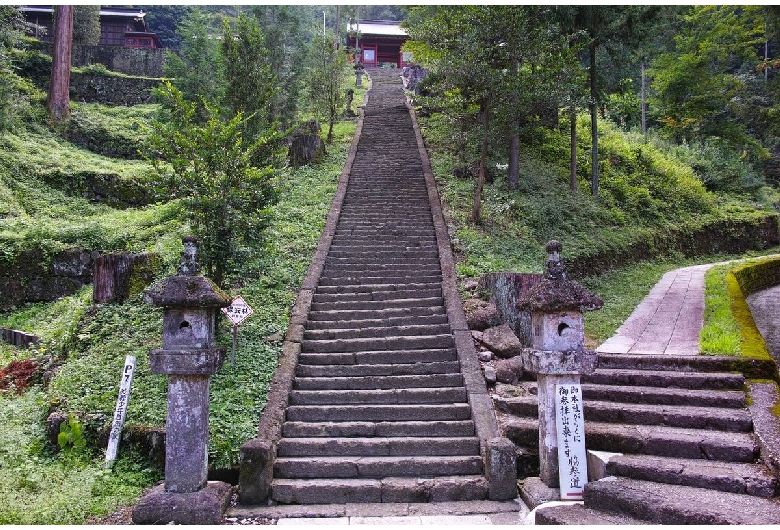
[48,5,73,125]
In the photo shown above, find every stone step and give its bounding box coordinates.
[315,282,441,294]
[303,324,452,341]
[501,416,759,462]
[582,383,746,408]
[270,476,489,504]
[296,361,461,378]
[597,353,775,380]
[494,396,753,432]
[311,288,442,304]
[321,264,442,273]
[293,373,464,391]
[327,250,439,259]
[274,455,484,479]
[606,454,779,498]
[301,334,454,353]
[285,403,472,423]
[317,275,442,286]
[282,420,476,438]
[289,387,467,406]
[309,297,444,312]
[304,314,449,332]
[583,477,780,524]
[583,368,744,391]
[534,503,650,525]
[307,306,446,322]
[297,348,457,366]
[276,436,481,457]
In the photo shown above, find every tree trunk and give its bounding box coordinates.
[48,5,73,125]
[589,41,599,198]
[470,98,491,224]
[570,107,578,193]
[508,62,519,189]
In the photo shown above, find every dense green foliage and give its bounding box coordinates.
[2,4,780,523]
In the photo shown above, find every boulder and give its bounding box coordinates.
[464,298,501,331]
[288,121,326,168]
[481,324,523,359]
[495,356,524,385]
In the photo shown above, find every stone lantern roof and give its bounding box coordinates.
[144,236,231,309]
[517,240,603,313]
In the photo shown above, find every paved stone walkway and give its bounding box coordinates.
[597,264,715,355]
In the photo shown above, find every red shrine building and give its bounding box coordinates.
[346,20,409,69]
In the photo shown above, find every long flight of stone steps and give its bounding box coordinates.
[267,68,492,505]
[497,354,780,524]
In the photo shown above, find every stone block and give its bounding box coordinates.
[239,438,275,505]
[486,437,518,500]
[521,348,597,376]
[132,481,233,525]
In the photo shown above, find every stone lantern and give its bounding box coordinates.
[516,240,603,502]
[132,236,233,525]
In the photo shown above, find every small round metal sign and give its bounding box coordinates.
[222,295,254,326]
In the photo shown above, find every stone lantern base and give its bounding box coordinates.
[132,481,233,525]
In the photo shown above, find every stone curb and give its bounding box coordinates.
[238,80,369,505]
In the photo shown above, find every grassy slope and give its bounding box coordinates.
[0,95,360,522]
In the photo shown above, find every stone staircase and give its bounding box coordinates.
[238,68,515,506]
[498,354,780,524]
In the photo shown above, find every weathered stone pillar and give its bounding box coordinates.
[516,241,603,504]
[132,236,233,524]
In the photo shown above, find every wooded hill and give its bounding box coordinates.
[0,5,779,524]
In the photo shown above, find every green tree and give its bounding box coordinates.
[163,9,222,114]
[252,5,308,130]
[144,82,279,287]
[72,5,100,46]
[305,31,349,144]
[651,6,767,150]
[220,14,276,143]
[48,5,73,125]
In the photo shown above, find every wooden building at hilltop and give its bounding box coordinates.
[347,20,409,69]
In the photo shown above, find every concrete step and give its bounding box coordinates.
[493,395,753,432]
[285,403,473,423]
[584,477,780,524]
[274,455,484,479]
[301,334,454,354]
[304,314,449,332]
[583,368,744,390]
[293,374,464,391]
[606,455,779,498]
[289,387,467,406]
[270,476,489,504]
[303,324,452,341]
[276,436,481,457]
[307,306,446,322]
[282,420,476,438]
[534,503,650,525]
[501,416,759,462]
[295,361,461,378]
[298,348,457,366]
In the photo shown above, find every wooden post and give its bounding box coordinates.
[49,5,73,125]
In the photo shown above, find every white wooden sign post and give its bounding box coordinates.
[105,355,136,467]
[555,383,588,500]
[221,296,254,365]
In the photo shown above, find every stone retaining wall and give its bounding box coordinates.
[730,256,780,296]
[70,73,158,105]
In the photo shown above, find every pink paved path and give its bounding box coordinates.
[596,264,715,355]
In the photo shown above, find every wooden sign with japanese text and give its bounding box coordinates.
[555,383,588,500]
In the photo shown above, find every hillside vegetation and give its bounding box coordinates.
[1,4,779,524]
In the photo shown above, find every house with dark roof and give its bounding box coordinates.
[19,6,162,48]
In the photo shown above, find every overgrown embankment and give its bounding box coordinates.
[419,114,780,280]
